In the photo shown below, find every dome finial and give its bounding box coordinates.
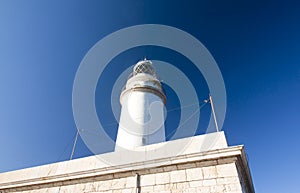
[133,59,156,77]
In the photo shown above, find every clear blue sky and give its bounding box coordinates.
[0,1,299,192]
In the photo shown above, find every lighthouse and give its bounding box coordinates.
[0,60,255,193]
[115,59,166,151]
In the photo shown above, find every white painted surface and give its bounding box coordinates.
[116,90,166,150]
[116,61,166,151]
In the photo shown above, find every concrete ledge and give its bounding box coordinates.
[0,132,236,190]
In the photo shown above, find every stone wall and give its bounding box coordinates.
[0,157,251,193]
[0,133,254,193]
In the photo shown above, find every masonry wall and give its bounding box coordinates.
[1,158,248,193]
[0,133,254,193]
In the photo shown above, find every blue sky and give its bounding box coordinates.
[0,1,300,192]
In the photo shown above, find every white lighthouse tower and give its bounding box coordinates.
[115,59,166,151]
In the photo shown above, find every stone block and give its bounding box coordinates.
[176,182,189,190]
[111,178,127,189]
[125,176,136,188]
[137,169,150,175]
[113,171,133,179]
[140,173,156,186]
[176,162,196,170]
[186,167,203,181]
[202,179,216,186]
[94,174,114,181]
[79,177,91,183]
[183,187,197,193]
[155,172,170,184]
[141,185,154,192]
[202,166,217,179]
[210,184,226,192]
[196,186,210,193]
[224,183,242,192]
[164,182,176,190]
[153,184,165,191]
[82,182,96,192]
[217,177,239,185]
[102,190,113,193]
[163,165,177,172]
[149,167,164,173]
[53,181,63,186]
[217,157,237,165]
[121,188,134,193]
[189,180,202,188]
[170,190,182,193]
[155,191,171,193]
[170,170,186,183]
[217,163,238,178]
[45,187,60,193]
[196,160,217,167]
[95,180,112,191]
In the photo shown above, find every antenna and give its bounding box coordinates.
[205,94,220,132]
[70,129,79,160]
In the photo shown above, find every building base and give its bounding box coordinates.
[0,132,254,193]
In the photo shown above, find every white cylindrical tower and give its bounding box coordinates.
[115,59,166,151]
